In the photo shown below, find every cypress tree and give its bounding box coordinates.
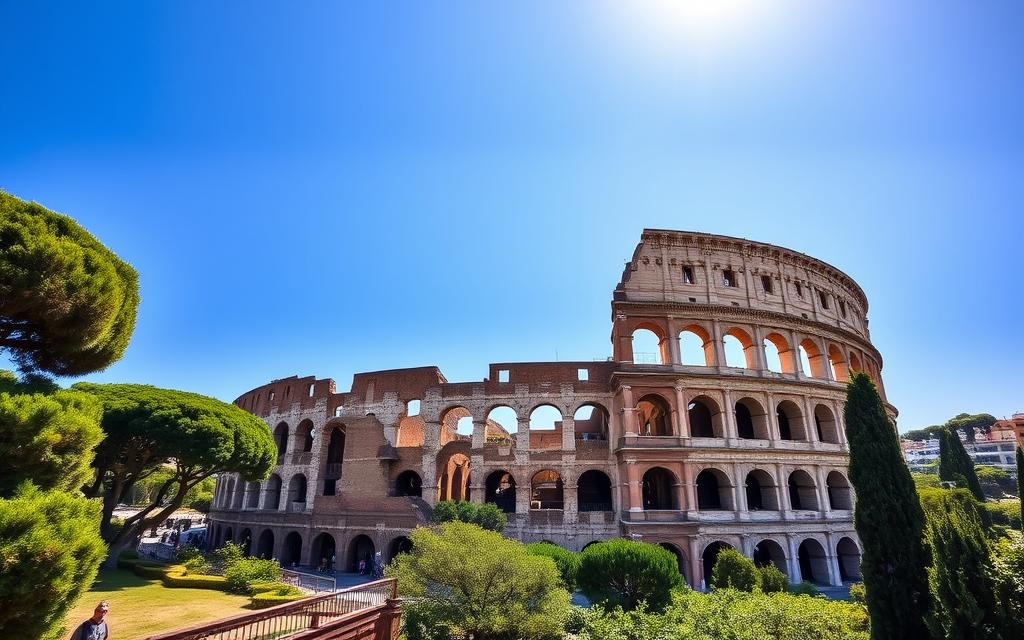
[938,429,959,485]
[1017,447,1024,531]
[947,428,985,502]
[844,372,932,640]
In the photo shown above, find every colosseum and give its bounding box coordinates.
[209,229,893,590]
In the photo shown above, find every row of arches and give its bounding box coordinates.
[423,403,611,439]
[209,525,414,572]
[272,419,315,457]
[689,535,862,588]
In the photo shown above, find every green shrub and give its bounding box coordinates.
[526,542,581,591]
[757,564,789,594]
[579,601,679,640]
[161,567,229,590]
[224,557,281,594]
[848,582,866,605]
[984,500,1022,529]
[564,606,590,634]
[475,502,507,533]
[212,541,245,571]
[183,556,210,575]
[250,591,306,609]
[387,521,569,640]
[174,544,204,563]
[710,548,758,592]
[577,538,683,613]
[430,500,458,524]
[787,581,820,597]
[992,534,1024,638]
[430,500,507,532]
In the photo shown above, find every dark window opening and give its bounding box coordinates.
[819,292,829,309]
[761,275,773,294]
[795,282,803,298]
[723,269,737,287]
[683,266,695,284]
[839,300,847,318]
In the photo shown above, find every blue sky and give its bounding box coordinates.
[1,1,1021,431]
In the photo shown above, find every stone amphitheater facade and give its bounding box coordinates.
[210,229,893,589]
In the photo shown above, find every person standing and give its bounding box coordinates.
[69,601,110,640]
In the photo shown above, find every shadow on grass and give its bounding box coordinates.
[88,568,162,592]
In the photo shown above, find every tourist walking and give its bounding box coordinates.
[69,601,110,640]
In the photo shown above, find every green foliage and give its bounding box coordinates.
[183,556,210,575]
[946,413,998,443]
[710,548,759,592]
[578,589,869,640]
[976,465,1014,498]
[0,191,139,376]
[920,487,1004,639]
[224,557,281,594]
[577,538,684,613]
[787,581,820,596]
[0,377,104,497]
[911,471,941,490]
[249,584,305,608]
[757,564,789,594]
[387,521,569,640]
[212,541,245,570]
[938,429,986,503]
[849,582,866,604]
[1018,447,1024,525]
[430,500,507,532]
[526,542,581,591]
[992,534,1024,638]
[983,500,1021,529]
[0,484,106,640]
[844,373,932,640]
[564,606,589,634]
[902,424,947,441]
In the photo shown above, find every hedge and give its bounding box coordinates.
[250,591,306,609]
[125,560,307,606]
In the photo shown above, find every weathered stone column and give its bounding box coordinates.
[561,416,576,451]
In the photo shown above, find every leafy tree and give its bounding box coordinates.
[710,548,759,592]
[902,424,947,441]
[387,522,569,640]
[844,372,932,640]
[75,383,277,567]
[430,500,506,532]
[919,487,1004,639]
[0,484,107,640]
[991,535,1024,638]
[0,191,139,376]
[577,538,683,613]
[0,371,104,497]
[946,413,997,444]
[976,465,1015,499]
[526,542,581,591]
[757,564,789,593]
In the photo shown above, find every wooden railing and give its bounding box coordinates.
[143,578,399,640]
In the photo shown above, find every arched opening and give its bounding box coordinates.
[577,470,613,512]
[287,474,307,510]
[696,468,733,510]
[245,481,261,509]
[437,452,470,502]
[658,543,688,585]
[282,532,302,567]
[223,527,234,544]
[581,541,601,552]
[485,470,517,513]
[798,339,826,378]
[636,394,672,436]
[574,403,609,441]
[312,533,336,571]
[753,539,787,573]
[642,467,678,510]
[826,471,853,510]
[389,536,413,562]
[529,404,563,449]
[323,426,346,496]
[827,345,849,382]
[814,404,840,443]
[744,469,779,510]
[776,400,806,441]
[688,396,723,438]
[264,474,282,510]
[273,422,289,460]
[788,470,819,511]
[298,419,314,452]
[723,327,756,369]
[631,327,665,365]
[395,470,423,497]
[348,535,376,573]
[679,325,713,366]
[406,399,421,416]
[239,529,252,556]
[485,405,518,443]
[531,470,564,510]
[836,537,862,581]
[763,332,794,374]
[798,539,829,585]
[256,530,274,559]
[849,352,863,373]
[702,542,733,588]
[441,406,474,438]
[734,397,769,439]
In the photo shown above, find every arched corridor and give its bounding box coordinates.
[642,467,678,510]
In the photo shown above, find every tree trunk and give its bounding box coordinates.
[103,538,136,570]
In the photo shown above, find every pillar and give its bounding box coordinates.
[734,464,748,519]
[561,416,576,451]
[775,463,791,519]
[816,466,831,514]
[785,536,801,584]
[564,485,578,524]
[710,321,726,368]
[420,421,441,507]
[751,325,768,372]
[666,326,682,365]
[626,462,643,513]
[517,482,532,514]
[766,391,780,443]
[471,419,486,449]
[787,330,804,378]
[824,533,842,586]
[621,385,639,436]
[682,462,698,516]
[803,396,819,444]
[674,384,690,438]
[516,418,530,451]
[688,537,703,590]
[722,389,737,442]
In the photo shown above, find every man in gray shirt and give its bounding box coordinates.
[69,601,110,640]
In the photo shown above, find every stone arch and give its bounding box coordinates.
[702,541,733,588]
[281,531,302,567]
[642,467,678,510]
[322,424,346,496]
[223,526,234,544]
[395,470,423,497]
[485,405,518,442]
[485,470,517,513]
[440,405,474,438]
[348,534,376,573]
[245,481,261,509]
[531,469,564,510]
[763,332,794,373]
[636,394,673,436]
[577,469,613,512]
[256,529,274,559]
[826,470,853,510]
[688,395,724,438]
[389,536,413,562]
[797,538,829,585]
[753,539,787,573]
[239,528,253,556]
[744,469,779,510]
[788,470,819,511]
[679,324,714,366]
[798,339,826,378]
[849,351,863,373]
[311,532,336,570]
[735,397,770,439]
[297,419,315,452]
[581,540,602,552]
[273,421,289,458]
[723,326,756,369]
[776,400,807,441]
[658,542,689,585]
[836,536,862,581]
[264,474,282,510]
[436,446,471,502]
[573,403,610,441]
[827,344,849,382]
[814,404,840,443]
[696,468,734,510]
[287,473,307,510]
[631,324,667,365]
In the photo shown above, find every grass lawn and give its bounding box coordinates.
[64,568,250,640]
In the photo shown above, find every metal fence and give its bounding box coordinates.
[143,578,396,640]
[281,568,336,593]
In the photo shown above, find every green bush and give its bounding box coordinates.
[212,541,245,571]
[564,606,590,634]
[387,521,569,640]
[224,557,281,594]
[757,564,789,594]
[161,567,229,590]
[250,590,306,609]
[132,562,172,580]
[710,548,758,592]
[430,500,507,532]
[526,542,581,591]
[787,581,820,597]
[183,556,211,575]
[984,500,1022,529]
[174,544,204,563]
[848,582,866,605]
[577,539,684,613]
[992,534,1024,638]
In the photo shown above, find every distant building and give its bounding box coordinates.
[901,425,1019,475]
[990,413,1024,449]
